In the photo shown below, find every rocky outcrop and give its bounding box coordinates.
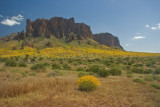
[93,33,123,50]
[21,42,34,49]
[15,30,26,40]
[25,17,93,40]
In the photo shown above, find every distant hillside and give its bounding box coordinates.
[93,33,123,50]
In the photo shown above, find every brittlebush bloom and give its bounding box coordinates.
[77,76,100,92]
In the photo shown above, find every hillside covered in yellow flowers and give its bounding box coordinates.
[0,36,160,58]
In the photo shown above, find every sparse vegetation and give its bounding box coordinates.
[5,60,17,67]
[31,63,46,72]
[133,78,146,84]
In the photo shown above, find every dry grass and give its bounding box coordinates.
[0,74,160,107]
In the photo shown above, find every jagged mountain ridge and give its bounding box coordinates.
[4,17,123,50]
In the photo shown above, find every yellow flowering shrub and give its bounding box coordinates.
[77,76,101,91]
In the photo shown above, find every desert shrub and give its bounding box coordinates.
[29,72,36,76]
[77,67,85,71]
[39,57,44,61]
[150,83,160,89]
[103,60,112,66]
[5,60,17,67]
[24,54,29,61]
[154,68,160,74]
[77,76,100,92]
[144,75,154,81]
[144,69,153,74]
[86,65,109,77]
[63,64,71,70]
[134,64,143,67]
[21,71,28,77]
[78,71,89,77]
[18,62,27,67]
[109,67,122,76]
[47,70,63,77]
[86,65,99,73]
[152,74,160,80]
[131,67,144,74]
[126,74,133,78]
[52,63,61,69]
[133,78,146,84]
[30,63,46,72]
[97,68,109,77]
[43,63,50,67]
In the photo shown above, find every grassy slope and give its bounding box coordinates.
[0,37,160,58]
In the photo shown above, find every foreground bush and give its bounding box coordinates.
[63,64,71,70]
[86,65,109,77]
[77,76,100,92]
[52,63,61,69]
[30,63,46,72]
[150,83,160,89]
[109,67,122,76]
[5,60,17,67]
[131,67,144,74]
[154,68,160,74]
[18,62,27,67]
[133,78,146,84]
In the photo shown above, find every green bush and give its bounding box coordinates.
[63,64,71,70]
[77,67,85,71]
[5,60,17,67]
[21,71,28,77]
[86,65,99,73]
[43,63,50,67]
[18,62,27,67]
[144,69,153,74]
[97,68,109,77]
[30,63,46,72]
[52,63,61,69]
[86,65,109,77]
[154,68,160,74]
[133,78,146,84]
[150,83,160,89]
[29,72,36,76]
[131,67,144,74]
[109,67,122,76]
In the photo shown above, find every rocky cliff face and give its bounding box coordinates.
[25,17,93,40]
[93,33,123,50]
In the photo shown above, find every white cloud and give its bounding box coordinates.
[0,14,3,17]
[151,27,157,30]
[1,14,24,26]
[132,36,145,40]
[145,24,150,28]
[136,33,141,35]
[1,19,20,26]
[146,23,160,30]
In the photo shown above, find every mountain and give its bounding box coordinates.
[15,17,93,41]
[93,33,123,50]
[1,17,123,50]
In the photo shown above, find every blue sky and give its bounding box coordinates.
[0,0,160,53]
